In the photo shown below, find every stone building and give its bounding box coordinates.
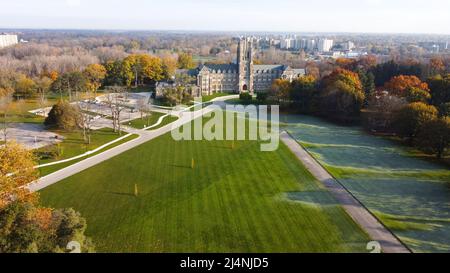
[193,37,305,95]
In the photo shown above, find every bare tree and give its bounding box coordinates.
[105,86,127,135]
[0,95,13,144]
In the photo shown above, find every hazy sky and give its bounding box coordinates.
[0,0,449,34]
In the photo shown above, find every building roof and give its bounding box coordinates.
[253,65,287,72]
[201,63,238,73]
[292,68,306,75]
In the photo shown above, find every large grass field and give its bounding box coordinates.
[284,114,450,253]
[39,114,370,253]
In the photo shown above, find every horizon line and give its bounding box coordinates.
[1,26,450,37]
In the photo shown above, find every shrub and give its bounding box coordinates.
[393,102,438,140]
[44,101,81,131]
[239,92,252,103]
[256,92,267,102]
[416,117,450,158]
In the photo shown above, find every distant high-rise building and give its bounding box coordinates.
[306,39,316,51]
[317,38,334,52]
[0,34,18,48]
[280,38,294,50]
[343,41,355,51]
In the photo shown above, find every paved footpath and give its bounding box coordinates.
[280,131,411,253]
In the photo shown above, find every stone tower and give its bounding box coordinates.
[237,37,254,93]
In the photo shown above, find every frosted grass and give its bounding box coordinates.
[283,114,450,253]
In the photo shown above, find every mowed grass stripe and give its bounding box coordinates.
[39,114,370,252]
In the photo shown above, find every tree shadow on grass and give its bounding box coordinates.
[106,191,136,197]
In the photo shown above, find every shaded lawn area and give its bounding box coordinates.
[40,114,370,253]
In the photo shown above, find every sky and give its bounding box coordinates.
[0,0,449,34]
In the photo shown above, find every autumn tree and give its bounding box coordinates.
[269,79,291,103]
[0,142,94,253]
[14,74,36,99]
[428,57,445,76]
[384,75,430,97]
[44,100,81,131]
[161,55,178,80]
[319,68,365,120]
[290,75,318,113]
[416,117,450,158]
[0,142,38,208]
[104,60,133,87]
[83,64,106,96]
[34,76,53,109]
[393,102,438,141]
[177,53,196,69]
[124,54,164,87]
[51,72,87,101]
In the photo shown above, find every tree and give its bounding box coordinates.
[0,142,38,209]
[393,102,438,141]
[104,86,128,134]
[427,74,450,107]
[44,100,81,131]
[34,76,53,109]
[356,69,375,106]
[416,117,450,158]
[83,64,106,96]
[384,75,430,96]
[365,94,407,132]
[161,56,178,80]
[0,94,14,142]
[124,54,164,87]
[269,79,291,103]
[404,87,431,103]
[177,53,196,69]
[429,57,445,76]
[104,60,133,87]
[14,75,36,99]
[51,72,87,101]
[0,142,94,252]
[320,68,365,120]
[290,75,318,113]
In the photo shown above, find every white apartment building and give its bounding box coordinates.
[317,38,334,52]
[280,38,294,50]
[0,34,18,48]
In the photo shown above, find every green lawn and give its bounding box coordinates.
[37,133,139,177]
[0,98,57,124]
[39,114,370,253]
[122,112,178,130]
[35,128,137,176]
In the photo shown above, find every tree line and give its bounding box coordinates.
[264,57,449,159]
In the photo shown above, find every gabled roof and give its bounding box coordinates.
[201,63,238,73]
[253,64,287,71]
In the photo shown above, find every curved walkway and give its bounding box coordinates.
[280,131,410,253]
[26,95,238,192]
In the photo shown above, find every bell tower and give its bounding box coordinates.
[237,37,254,93]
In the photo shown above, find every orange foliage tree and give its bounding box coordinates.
[384,75,430,96]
